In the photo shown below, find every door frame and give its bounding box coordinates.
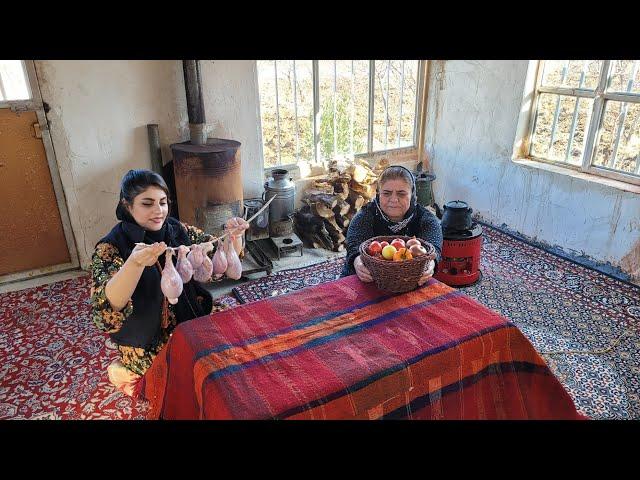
[0,60,80,284]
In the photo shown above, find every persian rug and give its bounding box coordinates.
[0,277,150,419]
[0,224,638,419]
[231,256,346,304]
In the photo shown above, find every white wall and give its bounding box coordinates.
[424,60,640,282]
[199,60,264,199]
[36,60,264,269]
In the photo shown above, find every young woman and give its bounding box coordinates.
[90,169,249,395]
[342,165,443,285]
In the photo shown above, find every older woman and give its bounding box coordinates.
[341,165,442,285]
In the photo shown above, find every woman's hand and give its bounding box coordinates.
[417,258,436,286]
[225,217,250,236]
[128,242,167,268]
[354,255,374,283]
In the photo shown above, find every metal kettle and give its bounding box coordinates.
[441,200,473,232]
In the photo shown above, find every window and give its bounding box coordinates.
[0,60,31,102]
[525,60,640,185]
[257,60,423,169]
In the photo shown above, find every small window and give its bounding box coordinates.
[0,60,31,101]
[257,60,422,169]
[525,60,640,184]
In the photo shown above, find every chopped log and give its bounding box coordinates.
[311,181,334,194]
[324,218,346,246]
[349,181,375,199]
[310,202,335,219]
[294,208,334,250]
[332,181,349,201]
[333,200,350,216]
[304,193,337,209]
[335,215,350,230]
[348,164,370,184]
[348,191,366,210]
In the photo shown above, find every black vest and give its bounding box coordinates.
[97,217,212,349]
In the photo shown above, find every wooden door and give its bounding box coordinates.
[0,108,71,275]
[0,60,77,282]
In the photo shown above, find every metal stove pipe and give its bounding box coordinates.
[182,60,207,144]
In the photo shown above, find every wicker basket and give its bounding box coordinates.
[359,236,436,294]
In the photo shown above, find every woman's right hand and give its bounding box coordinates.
[354,255,373,283]
[128,242,167,268]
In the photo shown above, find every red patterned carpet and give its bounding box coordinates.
[1,223,638,419]
[0,278,149,419]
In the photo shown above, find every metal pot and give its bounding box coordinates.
[441,200,473,232]
[264,169,296,226]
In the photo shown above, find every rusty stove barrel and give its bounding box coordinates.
[170,138,243,237]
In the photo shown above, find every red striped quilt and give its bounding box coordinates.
[137,275,586,420]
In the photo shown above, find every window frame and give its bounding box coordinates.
[519,60,640,187]
[259,60,428,173]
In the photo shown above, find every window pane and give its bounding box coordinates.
[593,101,640,174]
[0,60,31,101]
[531,93,593,165]
[399,60,419,148]
[541,60,602,90]
[257,60,314,167]
[257,60,279,168]
[607,60,640,94]
[317,61,370,160]
[350,60,370,155]
[372,60,418,152]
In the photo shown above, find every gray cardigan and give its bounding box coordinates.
[341,203,443,277]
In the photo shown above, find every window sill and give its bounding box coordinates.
[264,149,420,181]
[512,158,640,195]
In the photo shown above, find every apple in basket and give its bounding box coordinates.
[381,244,397,260]
[409,244,427,257]
[390,238,405,250]
[406,237,421,248]
[380,241,389,249]
[367,241,383,256]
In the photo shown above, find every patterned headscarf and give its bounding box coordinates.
[372,165,418,234]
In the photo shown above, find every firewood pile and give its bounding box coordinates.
[294,158,390,252]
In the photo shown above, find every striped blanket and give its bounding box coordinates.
[137,275,586,420]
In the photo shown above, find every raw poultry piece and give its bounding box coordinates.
[187,243,204,269]
[175,245,193,283]
[193,252,214,282]
[212,239,228,275]
[160,250,183,305]
[224,236,242,280]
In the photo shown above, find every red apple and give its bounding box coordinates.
[380,241,389,249]
[367,241,382,256]
[406,237,421,248]
[390,238,405,250]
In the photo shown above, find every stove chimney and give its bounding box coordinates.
[182,60,207,144]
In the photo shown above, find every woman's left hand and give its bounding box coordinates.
[225,217,250,236]
[417,259,436,286]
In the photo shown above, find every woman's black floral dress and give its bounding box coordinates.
[90,223,223,376]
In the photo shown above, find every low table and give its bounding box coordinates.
[137,275,586,420]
